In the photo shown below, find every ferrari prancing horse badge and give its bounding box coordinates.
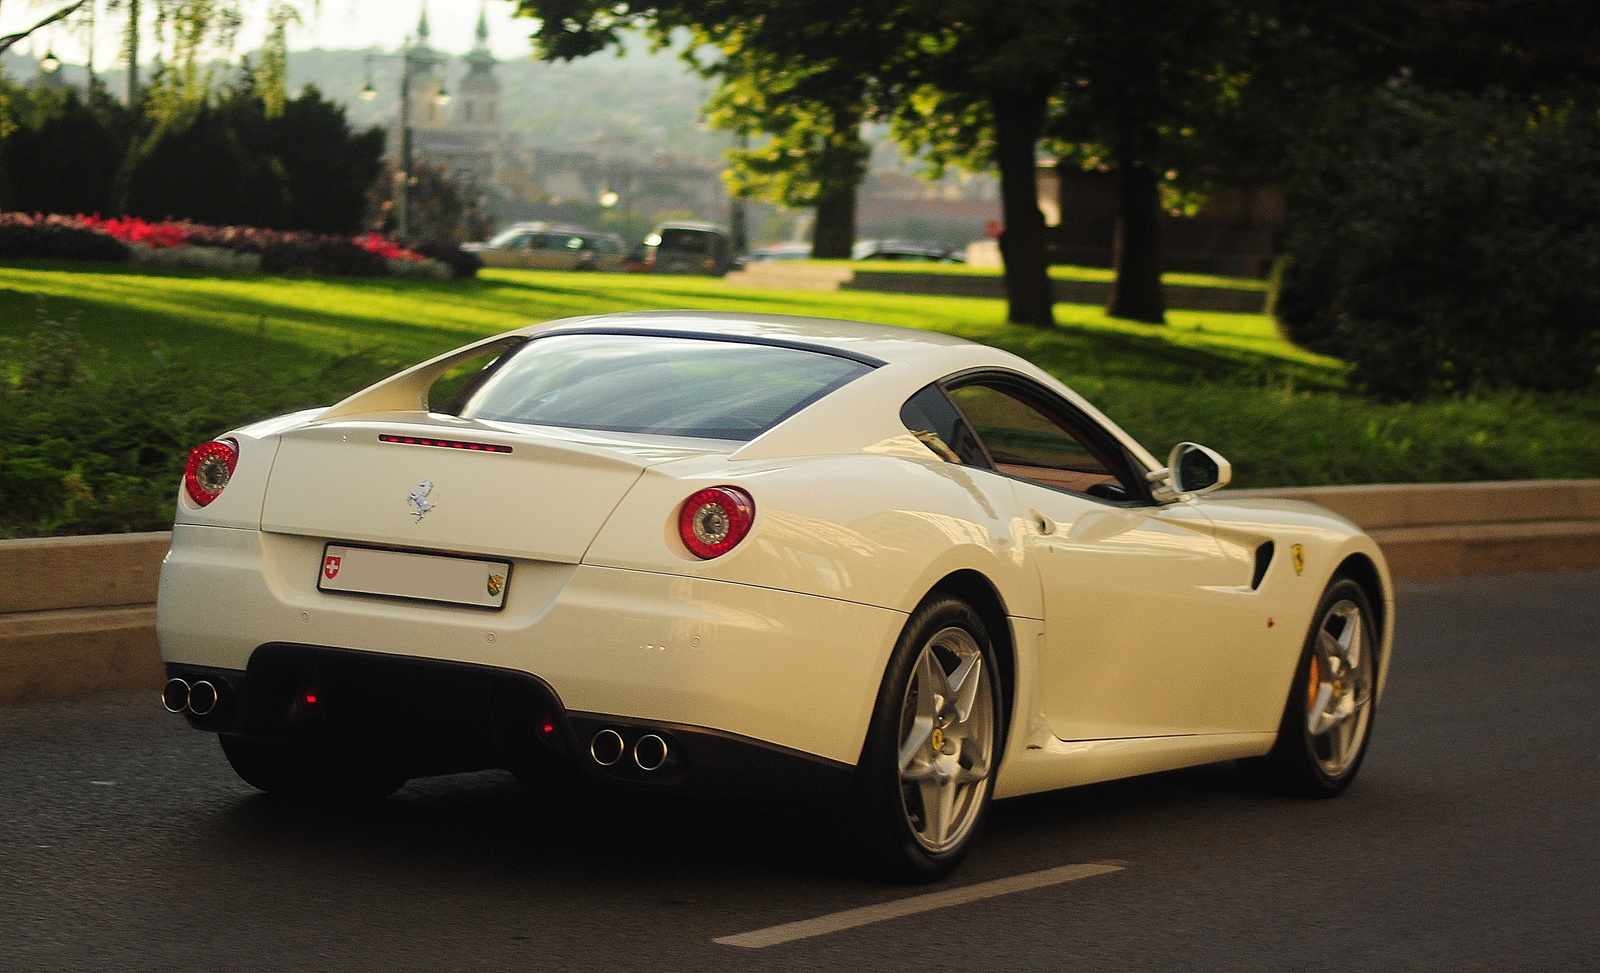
[1291,544,1305,576]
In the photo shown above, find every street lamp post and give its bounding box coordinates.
[362,38,448,240]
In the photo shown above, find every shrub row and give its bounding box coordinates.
[0,214,132,263]
[0,212,480,279]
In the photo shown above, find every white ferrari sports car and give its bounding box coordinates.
[157,311,1392,880]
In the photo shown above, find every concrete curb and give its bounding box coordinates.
[3,479,1596,703]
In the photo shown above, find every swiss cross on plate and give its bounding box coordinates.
[323,555,342,580]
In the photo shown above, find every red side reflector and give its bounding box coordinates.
[378,434,511,453]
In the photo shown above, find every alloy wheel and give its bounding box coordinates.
[896,626,995,853]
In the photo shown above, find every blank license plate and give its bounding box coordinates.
[317,545,511,610]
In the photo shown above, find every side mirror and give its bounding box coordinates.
[1149,442,1232,500]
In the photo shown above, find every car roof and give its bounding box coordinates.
[523,310,974,366]
[654,221,726,234]
[321,311,1164,473]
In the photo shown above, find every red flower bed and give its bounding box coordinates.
[0,213,476,277]
[355,232,422,261]
[80,215,190,249]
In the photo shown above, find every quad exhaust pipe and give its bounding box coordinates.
[162,678,221,717]
[633,734,669,772]
[589,729,673,772]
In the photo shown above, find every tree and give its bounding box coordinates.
[120,98,289,227]
[512,0,890,260]
[0,80,133,214]
[1275,84,1600,397]
[881,0,1074,326]
[271,86,385,233]
[701,44,871,258]
[0,0,92,58]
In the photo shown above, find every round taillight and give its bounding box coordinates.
[183,439,238,507]
[678,486,755,559]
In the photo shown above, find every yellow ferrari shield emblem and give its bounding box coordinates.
[930,727,944,751]
[1291,544,1305,576]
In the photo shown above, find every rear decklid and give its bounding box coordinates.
[259,415,716,563]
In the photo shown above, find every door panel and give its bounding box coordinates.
[1014,481,1239,740]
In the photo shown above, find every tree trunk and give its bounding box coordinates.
[811,186,858,259]
[809,104,868,260]
[991,88,1054,327]
[1107,160,1166,323]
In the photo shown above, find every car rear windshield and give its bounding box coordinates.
[455,333,872,441]
[659,229,713,254]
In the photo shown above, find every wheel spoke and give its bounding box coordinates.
[916,777,949,846]
[1306,682,1335,734]
[1338,607,1363,669]
[916,648,949,719]
[949,654,983,723]
[955,739,989,783]
[899,717,934,774]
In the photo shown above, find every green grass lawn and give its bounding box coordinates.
[1,259,1596,537]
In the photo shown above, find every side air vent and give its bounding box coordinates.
[1252,541,1275,590]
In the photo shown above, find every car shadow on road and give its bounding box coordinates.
[189,759,1270,892]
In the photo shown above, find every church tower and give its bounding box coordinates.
[407,2,450,130]
[456,5,500,133]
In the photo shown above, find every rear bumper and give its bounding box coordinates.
[164,646,853,804]
[157,524,905,767]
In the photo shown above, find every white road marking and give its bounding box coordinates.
[714,860,1125,949]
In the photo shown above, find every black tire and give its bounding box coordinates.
[219,735,406,801]
[1242,577,1379,797]
[849,596,1004,882]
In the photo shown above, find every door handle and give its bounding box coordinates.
[1031,509,1056,535]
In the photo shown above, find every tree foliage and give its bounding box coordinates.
[0,68,382,235]
[515,0,888,259]
[0,82,132,215]
[699,40,872,258]
[1277,85,1600,398]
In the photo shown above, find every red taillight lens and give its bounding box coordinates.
[678,486,755,559]
[183,439,238,507]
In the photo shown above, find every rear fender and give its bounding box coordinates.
[583,452,1041,618]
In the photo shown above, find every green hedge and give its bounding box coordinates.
[1277,86,1600,399]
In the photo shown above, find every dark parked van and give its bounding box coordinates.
[640,221,734,275]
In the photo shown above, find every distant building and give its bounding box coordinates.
[1038,164,1285,278]
[391,4,501,192]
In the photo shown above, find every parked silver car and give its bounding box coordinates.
[464,223,626,272]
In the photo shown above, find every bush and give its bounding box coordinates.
[1277,86,1600,398]
[0,316,395,538]
[259,236,391,277]
[122,101,291,229]
[0,213,131,263]
[410,239,483,279]
[0,84,133,216]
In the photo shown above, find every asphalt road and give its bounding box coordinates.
[3,569,1597,972]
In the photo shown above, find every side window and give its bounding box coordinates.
[899,384,990,466]
[945,382,1134,499]
[529,234,550,250]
